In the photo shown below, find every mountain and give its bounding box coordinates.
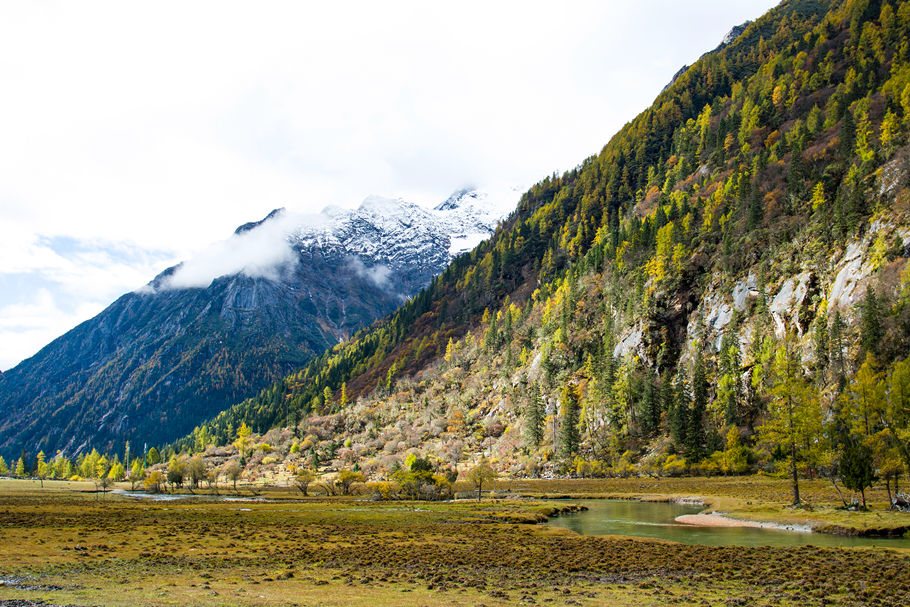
[171,0,910,487]
[0,189,511,460]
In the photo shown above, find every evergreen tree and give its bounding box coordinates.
[0,455,8,475]
[669,367,689,450]
[523,382,544,447]
[147,446,161,466]
[687,348,709,461]
[717,332,743,425]
[859,287,883,358]
[14,456,26,477]
[839,437,876,509]
[558,385,580,459]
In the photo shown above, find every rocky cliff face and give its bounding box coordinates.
[0,189,511,459]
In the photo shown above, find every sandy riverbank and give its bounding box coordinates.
[676,513,812,533]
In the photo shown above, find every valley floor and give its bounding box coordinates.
[0,477,908,606]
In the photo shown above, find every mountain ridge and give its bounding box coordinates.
[0,188,511,460]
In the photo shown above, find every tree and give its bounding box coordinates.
[107,460,125,482]
[669,367,689,449]
[717,333,743,426]
[193,426,211,453]
[129,459,145,491]
[36,451,48,488]
[222,460,243,492]
[233,423,252,460]
[144,470,163,493]
[294,468,315,496]
[146,447,161,466]
[186,455,207,491]
[810,182,826,212]
[859,287,883,358]
[883,357,910,476]
[464,459,497,500]
[687,348,709,461]
[14,456,26,477]
[523,383,544,447]
[336,469,364,495]
[839,354,884,440]
[758,338,822,506]
[840,437,876,509]
[559,385,580,458]
[166,457,185,491]
[0,456,8,475]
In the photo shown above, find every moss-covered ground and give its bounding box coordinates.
[1,478,909,606]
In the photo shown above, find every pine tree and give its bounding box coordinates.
[717,332,743,425]
[669,367,689,450]
[0,455,8,475]
[523,383,544,447]
[14,457,26,477]
[558,385,580,459]
[839,436,875,509]
[687,348,709,461]
[147,446,161,466]
[859,287,883,358]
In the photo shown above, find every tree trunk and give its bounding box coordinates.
[829,475,848,508]
[860,487,867,510]
[790,442,800,506]
[885,477,893,509]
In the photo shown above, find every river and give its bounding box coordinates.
[546,499,910,548]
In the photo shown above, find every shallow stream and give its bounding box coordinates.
[546,499,910,548]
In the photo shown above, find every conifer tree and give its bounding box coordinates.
[687,348,709,461]
[859,287,883,358]
[717,332,743,425]
[558,385,580,459]
[0,455,8,475]
[524,383,544,448]
[14,456,26,477]
[759,338,822,506]
[839,436,875,509]
[669,367,689,451]
[147,446,161,466]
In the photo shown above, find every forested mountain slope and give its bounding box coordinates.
[173,0,910,494]
[0,190,506,461]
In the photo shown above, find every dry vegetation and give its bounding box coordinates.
[1,480,909,606]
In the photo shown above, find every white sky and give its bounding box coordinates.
[0,0,779,370]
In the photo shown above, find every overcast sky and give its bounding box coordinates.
[0,0,779,370]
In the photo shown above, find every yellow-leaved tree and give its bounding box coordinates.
[758,337,822,506]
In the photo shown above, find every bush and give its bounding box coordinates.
[662,454,687,476]
[367,481,397,500]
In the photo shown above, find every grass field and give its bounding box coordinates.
[0,478,908,606]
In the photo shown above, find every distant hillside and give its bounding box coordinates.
[0,190,509,460]
[173,0,910,490]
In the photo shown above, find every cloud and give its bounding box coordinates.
[158,211,321,290]
[0,235,179,369]
[345,256,393,290]
[0,289,107,370]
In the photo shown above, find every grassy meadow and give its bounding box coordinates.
[0,477,908,606]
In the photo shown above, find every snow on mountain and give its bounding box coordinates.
[292,187,513,263]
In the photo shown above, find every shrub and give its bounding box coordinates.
[662,454,687,476]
